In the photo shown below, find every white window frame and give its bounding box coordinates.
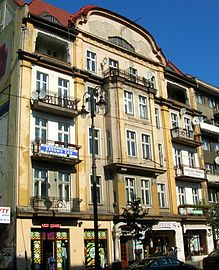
[157,183,166,208]
[36,71,48,92]
[126,130,137,157]
[178,186,186,205]
[196,93,205,104]
[171,112,178,129]
[35,117,47,143]
[86,50,97,73]
[106,129,111,157]
[58,78,69,100]
[89,127,101,156]
[155,107,160,129]
[192,188,199,205]
[184,117,192,134]
[58,122,69,145]
[58,172,70,201]
[124,90,134,115]
[109,58,118,69]
[188,151,195,168]
[202,139,211,151]
[141,133,151,160]
[90,175,102,204]
[129,67,138,83]
[139,95,149,119]
[141,178,151,206]
[158,143,164,167]
[174,148,182,168]
[125,177,135,204]
[34,168,47,198]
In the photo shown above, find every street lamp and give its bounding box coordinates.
[79,85,106,270]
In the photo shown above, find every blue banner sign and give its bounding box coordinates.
[40,144,78,158]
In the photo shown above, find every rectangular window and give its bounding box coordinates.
[155,108,160,129]
[87,50,96,72]
[171,113,178,129]
[129,67,138,83]
[141,179,151,206]
[196,94,205,104]
[125,177,135,204]
[58,78,69,104]
[34,168,47,198]
[174,148,182,168]
[157,183,166,208]
[124,90,134,114]
[188,151,195,168]
[58,122,69,145]
[208,189,218,203]
[89,128,101,156]
[141,133,151,159]
[90,175,101,204]
[109,59,118,69]
[202,139,211,151]
[178,186,186,205]
[184,117,192,134]
[36,71,48,92]
[205,163,214,174]
[106,129,111,157]
[35,117,47,143]
[208,97,216,108]
[158,143,164,167]
[192,188,199,205]
[58,172,70,200]
[139,95,149,119]
[126,130,137,157]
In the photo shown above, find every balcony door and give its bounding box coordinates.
[58,78,69,107]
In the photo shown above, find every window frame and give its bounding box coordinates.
[125,177,135,204]
[89,127,101,156]
[141,178,151,206]
[124,90,134,115]
[155,107,160,129]
[58,172,70,201]
[141,133,151,160]
[171,112,178,129]
[86,50,97,73]
[139,95,149,119]
[33,168,47,198]
[157,183,166,208]
[90,175,102,204]
[178,186,186,205]
[126,129,137,157]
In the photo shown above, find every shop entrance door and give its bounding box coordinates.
[43,238,55,269]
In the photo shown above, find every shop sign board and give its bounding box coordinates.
[0,207,10,224]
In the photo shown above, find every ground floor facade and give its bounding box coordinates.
[1,218,214,270]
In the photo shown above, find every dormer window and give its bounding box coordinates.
[35,33,69,62]
[40,12,61,25]
[108,36,135,52]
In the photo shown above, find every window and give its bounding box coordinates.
[178,187,186,205]
[139,95,149,119]
[124,90,134,114]
[126,130,137,157]
[106,130,111,157]
[34,168,47,198]
[155,108,160,129]
[86,50,96,72]
[205,163,214,174]
[36,71,48,92]
[208,97,216,108]
[174,148,182,168]
[89,128,101,156]
[208,189,219,203]
[125,177,135,203]
[158,143,164,167]
[58,123,69,145]
[108,36,135,52]
[171,113,178,129]
[58,172,70,200]
[87,87,98,113]
[202,139,211,151]
[157,183,166,208]
[90,175,102,204]
[215,143,219,152]
[184,117,192,134]
[109,59,118,69]
[58,78,69,102]
[188,151,195,168]
[35,117,47,143]
[196,94,205,104]
[141,179,151,206]
[141,134,151,159]
[129,67,138,83]
[192,188,199,205]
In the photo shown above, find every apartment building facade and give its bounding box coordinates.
[0,0,216,270]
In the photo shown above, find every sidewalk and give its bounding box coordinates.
[186,259,203,270]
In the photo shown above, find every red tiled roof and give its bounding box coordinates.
[167,61,184,76]
[14,0,25,6]
[69,5,96,25]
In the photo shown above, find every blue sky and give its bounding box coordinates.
[45,0,219,87]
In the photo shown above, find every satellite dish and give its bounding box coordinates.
[145,71,153,80]
[215,156,219,165]
[180,108,187,115]
[38,90,46,99]
[31,91,38,100]
[192,117,200,125]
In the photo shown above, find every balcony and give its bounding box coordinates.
[171,127,201,147]
[31,91,79,118]
[175,165,206,182]
[206,173,219,185]
[200,122,219,135]
[31,139,81,165]
[30,196,82,212]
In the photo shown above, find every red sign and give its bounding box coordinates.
[41,224,61,228]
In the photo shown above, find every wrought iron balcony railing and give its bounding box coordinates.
[31,91,80,118]
[30,196,82,212]
[31,139,81,165]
